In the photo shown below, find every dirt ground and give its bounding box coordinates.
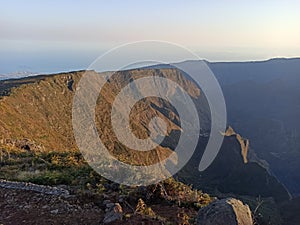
[0,187,196,225]
[0,187,105,225]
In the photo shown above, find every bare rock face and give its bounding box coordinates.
[196,198,253,225]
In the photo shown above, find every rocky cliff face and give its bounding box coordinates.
[207,58,300,196]
[223,126,249,163]
[151,59,300,197]
[178,128,291,203]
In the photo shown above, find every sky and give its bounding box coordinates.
[1,0,300,74]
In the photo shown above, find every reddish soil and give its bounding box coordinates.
[0,187,197,225]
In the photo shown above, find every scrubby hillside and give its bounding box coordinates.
[0,68,203,166]
[0,71,82,152]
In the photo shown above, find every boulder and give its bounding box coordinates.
[196,198,253,225]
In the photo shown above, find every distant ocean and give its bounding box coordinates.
[0,51,96,80]
[0,50,164,80]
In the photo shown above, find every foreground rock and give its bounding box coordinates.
[196,198,253,225]
[103,202,123,224]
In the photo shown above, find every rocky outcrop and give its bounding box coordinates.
[223,126,249,163]
[196,198,253,225]
[0,179,69,196]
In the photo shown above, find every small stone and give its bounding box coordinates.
[103,203,123,224]
[50,209,59,214]
[23,205,31,209]
[103,200,111,205]
[106,203,115,208]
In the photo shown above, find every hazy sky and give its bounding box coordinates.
[1,0,300,74]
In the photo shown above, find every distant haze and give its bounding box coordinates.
[1,0,300,75]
